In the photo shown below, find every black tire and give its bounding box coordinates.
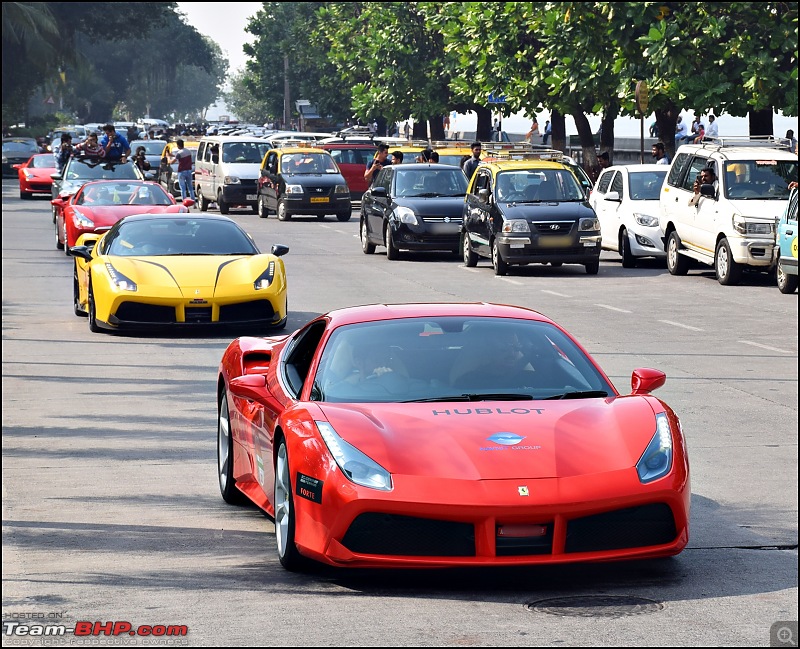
[55,220,64,250]
[550,261,563,267]
[777,258,798,294]
[277,199,291,221]
[715,237,743,285]
[361,218,376,254]
[20,190,31,200]
[257,194,269,218]
[274,439,310,571]
[491,238,508,276]
[198,188,209,212]
[218,193,229,215]
[385,223,400,260]
[87,282,102,333]
[585,260,600,275]
[462,232,478,267]
[218,389,248,505]
[250,202,259,214]
[666,230,689,276]
[73,265,87,317]
[336,211,351,222]
[620,228,636,268]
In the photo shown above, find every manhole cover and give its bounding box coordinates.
[526,595,664,618]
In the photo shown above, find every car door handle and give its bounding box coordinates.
[785,230,793,236]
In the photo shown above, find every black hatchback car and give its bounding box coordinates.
[461,160,601,275]
[360,163,469,259]
[257,147,351,221]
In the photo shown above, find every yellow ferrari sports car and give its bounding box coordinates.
[69,213,289,333]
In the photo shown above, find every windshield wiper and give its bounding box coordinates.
[404,393,534,403]
[544,390,609,400]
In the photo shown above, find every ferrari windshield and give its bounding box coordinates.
[75,182,173,206]
[313,317,614,403]
[104,217,259,257]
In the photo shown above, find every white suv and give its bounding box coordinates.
[659,137,798,285]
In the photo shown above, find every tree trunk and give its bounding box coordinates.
[550,108,566,152]
[655,103,679,161]
[412,121,427,140]
[748,108,773,137]
[474,105,492,142]
[429,115,445,141]
[599,102,618,161]
[573,110,597,177]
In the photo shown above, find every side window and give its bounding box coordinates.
[667,152,691,188]
[283,320,327,397]
[681,157,710,191]
[473,170,491,195]
[197,142,206,161]
[596,170,614,194]
[266,152,278,172]
[380,167,392,193]
[788,189,798,223]
[610,171,623,196]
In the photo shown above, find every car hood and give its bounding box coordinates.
[394,196,466,218]
[220,163,260,179]
[316,396,659,479]
[727,198,789,221]
[498,200,595,222]
[74,205,184,226]
[102,254,273,294]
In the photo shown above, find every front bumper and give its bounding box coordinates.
[626,225,666,258]
[221,182,259,206]
[497,233,602,264]
[285,194,352,215]
[731,236,777,267]
[392,219,462,251]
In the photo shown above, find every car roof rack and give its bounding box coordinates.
[700,135,794,150]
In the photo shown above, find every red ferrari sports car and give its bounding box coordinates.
[14,153,57,199]
[52,180,195,252]
[217,302,690,571]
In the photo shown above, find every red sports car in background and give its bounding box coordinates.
[52,180,195,252]
[216,302,690,572]
[14,153,57,199]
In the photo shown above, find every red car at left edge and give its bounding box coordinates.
[52,180,195,252]
[14,153,57,200]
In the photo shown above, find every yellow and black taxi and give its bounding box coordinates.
[256,145,351,221]
[461,159,601,275]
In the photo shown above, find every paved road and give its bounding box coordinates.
[2,179,796,646]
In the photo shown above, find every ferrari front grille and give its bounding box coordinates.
[564,503,677,553]
[115,302,174,323]
[185,307,212,323]
[219,300,275,323]
[342,513,475,557]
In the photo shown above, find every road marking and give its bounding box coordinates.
[500,278,523,285]
[738,340,794,354]
[659,319,704,331]
[460,267,481,273]
[541,290,571,297]
[595,304,632,313]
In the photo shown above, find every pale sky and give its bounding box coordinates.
[177,2,262,75]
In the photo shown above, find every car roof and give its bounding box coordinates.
[676,139,797,161]
[119,212,235,224]
[393,163,464,170]
[274,146,330,155]
[324,302,553,328]
[479,160,569,173]
[318,142,377,149]
[606,164,667,173]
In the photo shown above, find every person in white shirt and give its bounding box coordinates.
[705,114,718,139]
[675,116,688,147]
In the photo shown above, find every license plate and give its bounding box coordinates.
[246,194,257,201]
[583,240,598,246]
[310,197,329,203]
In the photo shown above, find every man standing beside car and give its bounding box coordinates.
[169,139,195,203]
[462,142,483,181]
[364,144,391,185]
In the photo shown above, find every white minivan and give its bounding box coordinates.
[195,136,272,214]
[659,137,798,285]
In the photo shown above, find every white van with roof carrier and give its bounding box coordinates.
[659,136,798,285]
[194,136,272,214]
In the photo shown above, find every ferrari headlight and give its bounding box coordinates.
[316,421,393,491]
[105,263,137,291]
[732,214,772,236]
[223,176,241,184]
[73,209,95,228]
[285,184,303,194]
[634,213,659,227]
[23,170,35,180]
[636,412,673,483]
[334,184,349,194]
[579,217,600,231]
[254,261,275,290]
[501,219,530,233]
